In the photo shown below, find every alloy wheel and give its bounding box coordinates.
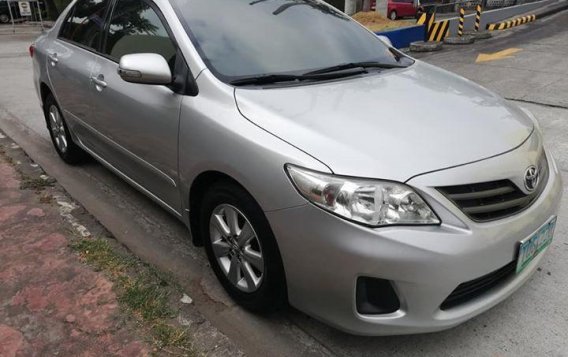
[209,204,264,293]
[48,105,68,154]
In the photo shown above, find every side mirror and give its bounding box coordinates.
[118,53,172,85]
[377,35,393,48]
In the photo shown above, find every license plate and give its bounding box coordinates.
[516,217,557,274]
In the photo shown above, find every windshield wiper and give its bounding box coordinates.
[230,74,306,86]
[303,61,407,76]
[230,68,367,86]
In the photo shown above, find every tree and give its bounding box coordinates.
[44,0,61,19]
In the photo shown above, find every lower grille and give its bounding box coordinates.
[441,260,516,310]
[437,154,548,222]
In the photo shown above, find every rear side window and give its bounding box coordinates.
[103,0,176,68]
[59,0,111,50]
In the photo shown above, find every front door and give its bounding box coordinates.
[87,0,183,213]
[46,0,110,137]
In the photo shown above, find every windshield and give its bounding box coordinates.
[172,0,410,83]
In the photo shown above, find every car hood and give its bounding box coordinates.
[234,61,534,182]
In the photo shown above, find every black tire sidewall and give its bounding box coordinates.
[44,94,86,165]
[200,182,287,312]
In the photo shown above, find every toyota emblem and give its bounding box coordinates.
[524,166,539,192]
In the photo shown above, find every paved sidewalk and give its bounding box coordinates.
[0,149,152,356]
[0,132,244,356]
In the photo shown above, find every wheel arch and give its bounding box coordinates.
[40,82,52,104]
[39,82,53,121]
[188,170,254,246]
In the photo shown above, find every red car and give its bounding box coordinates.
[387,0,423,20]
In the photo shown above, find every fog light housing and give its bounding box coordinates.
[356,277,400,315]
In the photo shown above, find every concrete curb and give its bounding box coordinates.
[409,41,444,52]
[486,14,536,31]
[464,31,493,40]
[534,0,568,18]
[443,0,557,36]
[485,0,568,32]
[444,35,476,45]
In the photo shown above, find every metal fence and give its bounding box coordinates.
[422,0,542,14]
[0,0,45,33]
[323,0,546,15]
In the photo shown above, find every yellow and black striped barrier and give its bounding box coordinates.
[416,12,434,29]
[475,5,482,32]
[416,13,450,42]
[416,13,426,24]
[457,8,465,36]
[427,20,450,42]
[486,14,536,31]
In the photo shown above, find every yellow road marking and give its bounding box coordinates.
[476,48,523,63]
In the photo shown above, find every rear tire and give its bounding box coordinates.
[389,10,397,20]
[44,94,88,165]
[0,14,9,24]
[200,181,287,313]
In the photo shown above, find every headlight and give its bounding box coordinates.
[286,165,440,227]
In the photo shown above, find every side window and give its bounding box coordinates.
[59,0,110,50]
[104,0,176,70]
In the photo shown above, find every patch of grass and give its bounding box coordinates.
[71,238,138,275]
[20,177,55,191]
[39,193,55,204]
[153,322,192,349]
[121,278,173,320]
[2,154,14,164]
[70,238,197,355]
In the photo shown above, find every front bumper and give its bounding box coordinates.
[266,150,563,336]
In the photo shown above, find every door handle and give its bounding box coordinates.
[48,52,58,66]
[90,75,108,90]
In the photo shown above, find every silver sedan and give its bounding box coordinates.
[31,0,562,335]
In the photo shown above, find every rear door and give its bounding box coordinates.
[87,0,183,212]
[46,0,111,138]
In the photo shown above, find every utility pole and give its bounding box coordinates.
[345,0,358,15]
[375,0,387,16]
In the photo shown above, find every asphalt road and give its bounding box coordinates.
[0,12,567,357]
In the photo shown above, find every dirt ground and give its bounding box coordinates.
[352,11,415,32]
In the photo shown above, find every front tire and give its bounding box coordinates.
[44,94,88,165]
[200,181,287,312]
[0,14,10,23]
[389,10,398,20]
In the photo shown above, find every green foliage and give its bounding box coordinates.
[70,238,197,355]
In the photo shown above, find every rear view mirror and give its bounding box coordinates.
[118,53,172,85]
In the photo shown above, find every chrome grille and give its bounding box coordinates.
[438,154,548,222]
